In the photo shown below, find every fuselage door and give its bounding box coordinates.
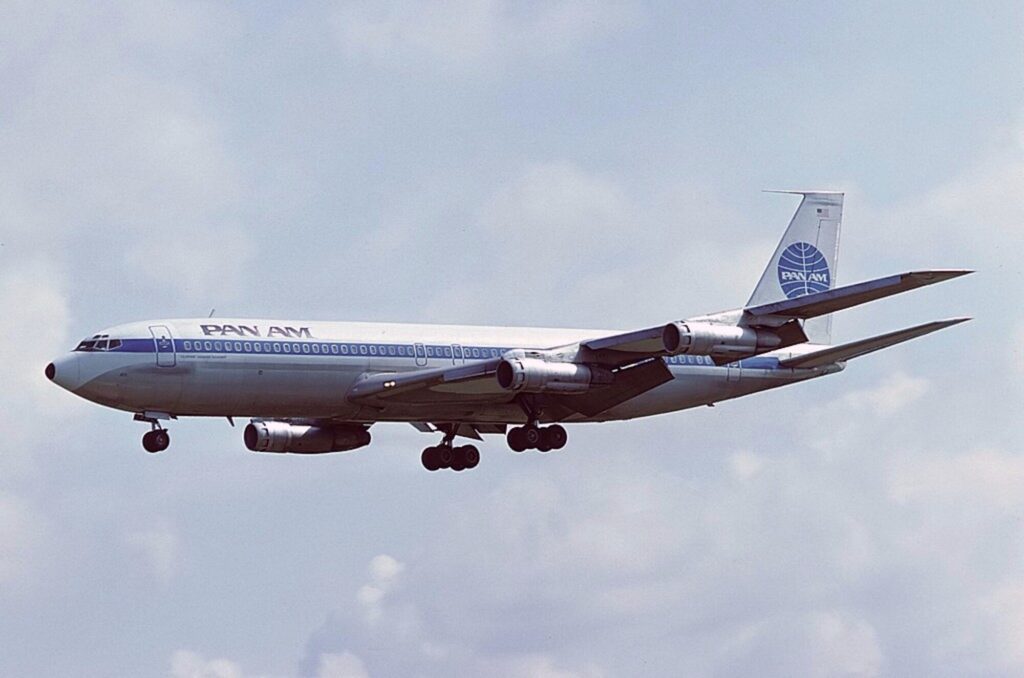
[150,325,176,367]
[451,344,465,365]
[414,342,427,367]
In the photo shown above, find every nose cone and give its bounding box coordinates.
[47,353,82,392]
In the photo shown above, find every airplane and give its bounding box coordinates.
[46,191,971,472]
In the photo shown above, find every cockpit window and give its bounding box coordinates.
[74,334,119,352]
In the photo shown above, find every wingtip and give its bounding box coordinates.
[762,188,845,195]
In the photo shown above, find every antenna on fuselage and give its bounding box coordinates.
[208,308,216,318]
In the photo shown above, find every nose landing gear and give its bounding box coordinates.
[142,428,170,453]
[135,413,172,453]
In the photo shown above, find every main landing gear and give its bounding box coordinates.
[507,397,568,453]
[421,425,480,472]
[506,424,567,453]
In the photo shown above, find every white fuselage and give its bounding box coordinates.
[49,318,837,426]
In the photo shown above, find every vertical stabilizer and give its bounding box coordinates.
[747,191,844,344]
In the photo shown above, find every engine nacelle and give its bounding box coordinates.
[244,421,371,454]
[662,321,782,358]
[496,356,607,393]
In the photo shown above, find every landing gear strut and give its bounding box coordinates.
[507,397,568,453]
[421,424,480,472]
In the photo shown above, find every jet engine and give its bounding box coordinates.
[244,420,371,454]
[661,321,782,359]
[496,356,611,393]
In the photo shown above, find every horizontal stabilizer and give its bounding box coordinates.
[779,318,971,369]
[745,270,973,326]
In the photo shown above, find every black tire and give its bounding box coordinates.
[546,425,567,450]
[462,445,480,469]
[450,446,467,472]
[142,430,159,453]
[507,427,527,452]
[421,447,441,471]
[523,426,542,449]
[153,430,170,451]
[437,445,454,468]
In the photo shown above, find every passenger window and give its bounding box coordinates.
[312,344,320,354]
[299,343,307,353]
[388,345,396,356]
[253,343,262,352]
[183,340,191,351]
[331,344,339,354]
[369,345,377,356]
[359,345,368,355]
[243,342,252,352]
[340,344,348,354]
[233,342,242,352]
[214,341,223,351]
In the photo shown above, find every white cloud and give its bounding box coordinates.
[841,371,930,413]
[0,2,252,304]
[317,651,370,678]
[0,493,45,588]
[887,447,1024,510]
[333,0,640,70]
[356,553,405,624]
[124,524,181,585]
[729,450,766,481]
[806,610,883,678]
[0,260,76,474]
[169,650,244,678]
[477,653,606,678]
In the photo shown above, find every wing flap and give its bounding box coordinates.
[779,318,970,368]
[549,358,673,417]
[745,270,973,326]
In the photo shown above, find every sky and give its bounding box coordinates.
[0,1,1022,676]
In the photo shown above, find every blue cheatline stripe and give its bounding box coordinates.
[111,338,728,368]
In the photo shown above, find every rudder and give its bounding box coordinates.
[746,191,844,344]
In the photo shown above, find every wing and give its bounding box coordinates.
[779,317,970,368]
[346,353,673,420]
[743,270,973,327]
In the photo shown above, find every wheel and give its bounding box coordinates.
[152,430,170,451]
[523,426,542,449]
[507,427,527,452]
[437,445,454,469]
[142,430,159,453]
[462,445,480,469]
[450,446,468,471]
[545,425,567,450]
[421,446,441,471]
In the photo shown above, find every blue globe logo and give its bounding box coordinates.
[777,241,830,299]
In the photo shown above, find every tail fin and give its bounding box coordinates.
[747,190,844,344]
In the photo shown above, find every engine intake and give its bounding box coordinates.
[244,421,371,454]
[662,322,782,358]
[496,356,609,393]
